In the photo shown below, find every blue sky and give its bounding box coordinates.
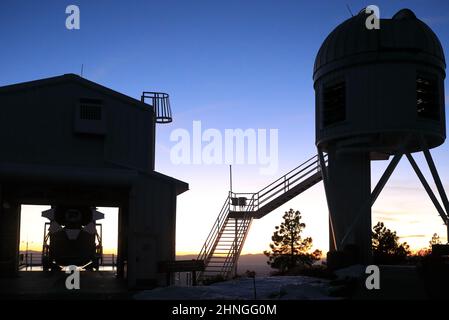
[1,0,449,253]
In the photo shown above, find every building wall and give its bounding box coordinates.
[0,188,21,276]
[0,80,183,288]
[0,81,155,172]
[315,62,446,152]
[127,175,177,287]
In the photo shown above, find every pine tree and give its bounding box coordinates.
[264,209,321,273]
[372,222,410,264]
[429,233,441,247]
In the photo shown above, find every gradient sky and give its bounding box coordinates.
[1,0,449,254]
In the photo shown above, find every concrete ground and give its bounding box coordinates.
[1,265,447,300]
[351,265,429,299]
[0,271,129,300]
[350,266,449,300]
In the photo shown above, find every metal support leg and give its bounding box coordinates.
[317,149,337,251]
[340,154,402,247]
[423,149,449,214]
[370,154,403,205]
[406,153,448,225]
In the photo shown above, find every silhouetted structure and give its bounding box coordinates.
[199,7,449,280]
[314,9,448,266]
[198,155,326,280]
[41,206,104,271]
[0,74,188,288]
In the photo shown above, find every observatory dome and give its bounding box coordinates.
[314,9,446,79]
[313,8,446,154]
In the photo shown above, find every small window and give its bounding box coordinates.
[322,81,346,127]
[74,98,106,135]
[80,104,102,120]
[79,98,102,121]
[417,76,439,121]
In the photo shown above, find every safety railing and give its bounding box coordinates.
[228,154,327,213]
[198,153,328,279]
[197,195,231,263]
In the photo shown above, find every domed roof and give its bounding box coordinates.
[313,8,446,79]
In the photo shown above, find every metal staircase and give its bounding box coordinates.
[197,154,328,281]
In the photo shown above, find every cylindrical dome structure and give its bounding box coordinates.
[314,8,446,266]
[314,8,446,154]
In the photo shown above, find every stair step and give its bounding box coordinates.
[210,256,230,258]
[219,236,239,238]
[210,259,230,262]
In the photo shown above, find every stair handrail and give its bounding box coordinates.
[258,154,318,193]
[198,153,329,279]
[218,154,329,276]
[258,163,321,208]
[197,194,231,262]
[258,154,321,197]
[257,154,328,208]
[198,197,229,261]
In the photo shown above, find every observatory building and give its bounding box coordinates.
[0,74,188,288]
[192,8,448,280]
[314,9,447,264]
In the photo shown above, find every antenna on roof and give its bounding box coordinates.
[346,4,354,17]
[80,64,84,77]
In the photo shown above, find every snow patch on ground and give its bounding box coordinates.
[134,276,339,300]
[334,264,365,280]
